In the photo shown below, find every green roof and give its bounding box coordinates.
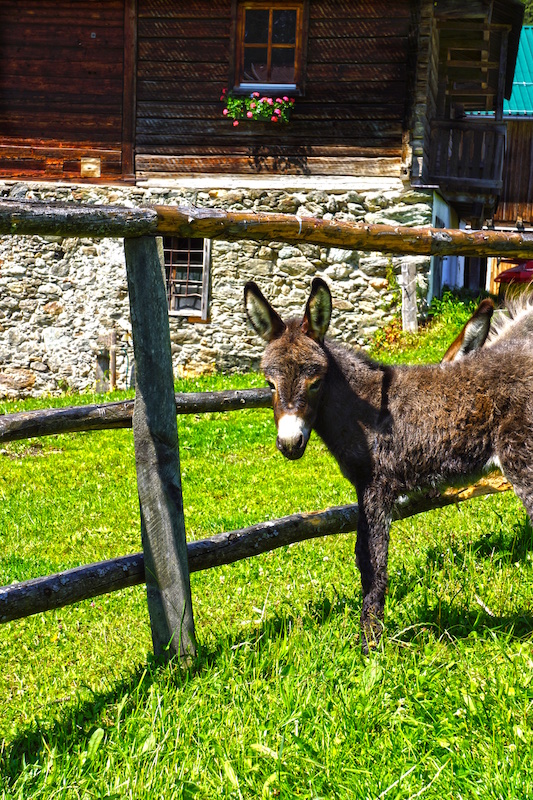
[505,26,533,116]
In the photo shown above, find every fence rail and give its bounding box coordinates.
[0,388,272,442]
[3,199,533,258]
[0,474,509,625]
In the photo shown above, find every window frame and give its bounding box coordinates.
[160,236,211,322]
[230,0,308,96]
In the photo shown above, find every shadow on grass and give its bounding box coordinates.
[4,520,533,788]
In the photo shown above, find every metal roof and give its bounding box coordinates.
[504,26,533,116]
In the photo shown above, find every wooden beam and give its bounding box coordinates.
[0,474,511,625]
[154,205,533,259]
[124,236,196,663]
[122,0,138,178]
[0,199,157,238]
[3,200,533,259]
[0,388,272,443]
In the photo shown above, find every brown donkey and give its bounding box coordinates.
[245,278,533,651]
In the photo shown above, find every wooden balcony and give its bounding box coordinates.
[427,119,507,223]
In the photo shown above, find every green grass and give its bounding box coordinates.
[2,298,533,799]
[369,291,481,364]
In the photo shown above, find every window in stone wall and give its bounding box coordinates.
[162,236,211,321]
[232,1,307,93]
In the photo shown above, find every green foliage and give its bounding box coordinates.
[369,290,482,364]
[1,327,532,797]
[523,0,533,25]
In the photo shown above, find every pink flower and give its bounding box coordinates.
[283,96,289,102]
[252,91,260,98]
[222,108,228,116]
[250,102,256,109]
[276,98,282,103]
[233,119,239,126]
[267,98,273,105]
[274,108,281,116]
[247,111,253,118]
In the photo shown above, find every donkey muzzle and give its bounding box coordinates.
[276,414,310,460]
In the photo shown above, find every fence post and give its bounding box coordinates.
[400,260,418,333]
[124,236,196,662]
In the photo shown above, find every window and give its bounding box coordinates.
[162,237,211,321]
[233,1,306,93]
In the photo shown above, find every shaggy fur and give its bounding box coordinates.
[245,279,533,652]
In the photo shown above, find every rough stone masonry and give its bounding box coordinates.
[0,178,431,397]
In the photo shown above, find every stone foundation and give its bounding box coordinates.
[0,178,432,397]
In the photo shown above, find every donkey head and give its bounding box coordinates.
[245,278,332,460]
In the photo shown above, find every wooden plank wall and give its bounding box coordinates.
[136,0,414,176]
[493,120,533,227]
[0,0,125,180]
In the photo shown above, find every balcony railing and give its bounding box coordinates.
[428,119,506,192]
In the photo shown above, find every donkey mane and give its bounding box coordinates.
[486,291,533,348]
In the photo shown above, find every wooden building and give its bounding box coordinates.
[0,0,524,229]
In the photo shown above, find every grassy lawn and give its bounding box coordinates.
[2,297,533,799]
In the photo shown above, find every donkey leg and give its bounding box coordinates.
[496,426,533,523]
[355,492,392,653]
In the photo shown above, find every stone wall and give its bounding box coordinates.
[0,178,432,397]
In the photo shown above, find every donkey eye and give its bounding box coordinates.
[266,379,276,391]
[308,379,323,394]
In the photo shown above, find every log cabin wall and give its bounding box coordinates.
[135,0,417,178]
[0,0,127,182]
[411,0,438,183]
[493,119,533,227]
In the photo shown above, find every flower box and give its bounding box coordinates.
[221,90,295,126]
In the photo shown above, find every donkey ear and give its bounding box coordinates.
[302,278,332,342]
[244,281,286,342]
[441,298,494,362]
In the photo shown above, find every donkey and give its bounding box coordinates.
[244,278,533,651]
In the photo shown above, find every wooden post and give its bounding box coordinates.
[400,260,418,333]
[124,236,196,662]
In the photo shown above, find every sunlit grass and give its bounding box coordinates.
[2,298,533,799]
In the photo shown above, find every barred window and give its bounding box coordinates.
[162,236,211,321]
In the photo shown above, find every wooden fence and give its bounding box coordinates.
[0,199,526,662]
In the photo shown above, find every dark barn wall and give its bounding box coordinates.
[136,0,414,176]
[0,0,125,179]
[493,120,533,227]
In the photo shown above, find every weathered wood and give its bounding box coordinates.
[124,235,196,662]
[0,474,511,625]
[0,388,273,443]
[0,200,157,238]
[4,200,533,259]
[154,205,533,259]
[136,155,403,178]
[400,260,418,333]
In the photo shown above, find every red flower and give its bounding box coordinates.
[271,115,278,122]
[233,119,239,126]
[247,111,253,118]
[222,108,228,116]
